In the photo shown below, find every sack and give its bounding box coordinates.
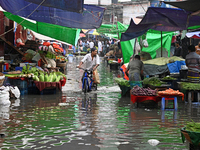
[10,86,20,99]
[93,69,100,84]
[135,40,141,54]
[142,39,149,48]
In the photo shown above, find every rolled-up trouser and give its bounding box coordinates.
[187,70,200,83]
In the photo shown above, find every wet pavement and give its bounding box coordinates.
[0,56,198,149]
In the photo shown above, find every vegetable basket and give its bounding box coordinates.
[181,127,200,146]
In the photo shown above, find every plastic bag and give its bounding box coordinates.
[0,87,10,105]
[135,41,141,54]
[142,39,149,48]
[93,69,100,84]
[10,86,20,99]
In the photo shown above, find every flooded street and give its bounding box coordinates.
[0,56,198,150]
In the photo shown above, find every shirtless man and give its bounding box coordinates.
[195,41,200,55]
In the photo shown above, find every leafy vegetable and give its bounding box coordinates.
[143,77,164,86]
[115,78,130,87]
[186,120,200,132]
[162,76,175,80]
[180,82,200,91]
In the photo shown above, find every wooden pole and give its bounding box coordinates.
[161,31,163,57]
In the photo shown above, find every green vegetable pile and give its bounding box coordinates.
[186,120,200,132]
[45,51,56,59]
[18,64,66,82]
[115,78,130,87]
[143,77,164,86]
[162,76,175,80]
[38,51,56,59]
[180,82,200,91]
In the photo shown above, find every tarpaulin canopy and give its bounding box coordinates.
[121,7,200,41]
[118,22,135,64]
[0,0,105,29]
[142,31,173,59]
[4,12,80,46]
[25,0,83,13]
[186,31,200,39]
[164,0,200,12]
[97,23,128,35]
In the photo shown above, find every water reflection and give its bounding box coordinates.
[0,57,195,149]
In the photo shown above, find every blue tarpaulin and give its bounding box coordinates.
[0,0,105,29]
[25,0,83,13]
[167,61,186,73]
[121,7,200,41]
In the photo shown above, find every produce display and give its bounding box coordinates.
[9,64,66,82]
[45,51,56,59]
[162,76,176,80]
[131,85,157,96]
[158,88,183,95]
[55,56,67,62]
[143,77,164,86]
[180,82,200,91]
[108,60,118,64]
[186,120,200,132]
[115,78,130,87]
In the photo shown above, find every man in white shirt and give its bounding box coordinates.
[98,40,102,55]
[89,40,94,49]
[78,48,100,83]
[78,48,100,71]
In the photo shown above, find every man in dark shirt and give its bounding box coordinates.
[174,41,182,57]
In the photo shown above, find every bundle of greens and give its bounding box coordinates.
[186,120,200,132]
[45,51,56,59]
[143,77,164,86]
[180,82,200,91]
[115,78,130,87]
[162,76,175,80]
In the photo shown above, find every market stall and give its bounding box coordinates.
[5,64,66,95]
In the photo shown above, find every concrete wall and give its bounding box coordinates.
[84,0,112,5]
[123,2,149,25]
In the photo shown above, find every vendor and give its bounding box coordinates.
[173,41,182,57]
[125,55,144,82]
[185,45,200,82]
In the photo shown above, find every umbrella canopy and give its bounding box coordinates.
[87,29,99,35]
[79,33,86,37]
[121,7,200,41]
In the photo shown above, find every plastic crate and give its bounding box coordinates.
[15,67,23,71]
[6,78,27,90]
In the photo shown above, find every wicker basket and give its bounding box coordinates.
[181,129,200,146]
[56,62,67,67]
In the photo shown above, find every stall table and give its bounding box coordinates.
[131,94,162,104]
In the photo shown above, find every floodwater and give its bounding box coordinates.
[0,56,198,150]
